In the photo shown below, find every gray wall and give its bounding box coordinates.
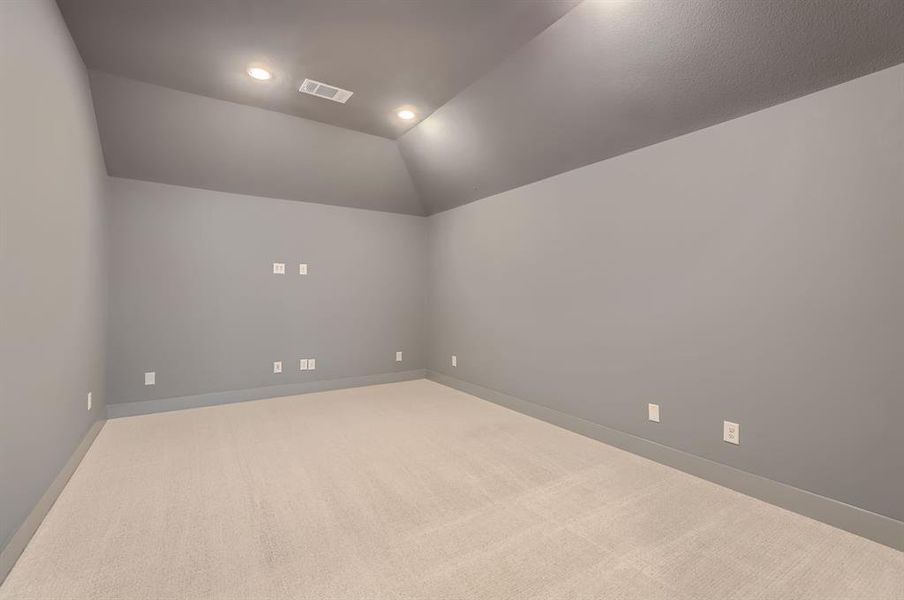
[0,0,107,550]
[427,65,904,521]
[89,71,424,216]
[107,177,427,407]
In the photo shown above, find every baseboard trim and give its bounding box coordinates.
[0,419,106,584]
[427,370,903,551]
[107,369,428,418]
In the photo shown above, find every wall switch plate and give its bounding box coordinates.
[299,359,308,371]
[396,351,403,362]
[273,262,285,274]
[648,403,660,423]
[87,392,92,411]
[144,372,155,386]
[723,421,740,445]
[308,358,316,370]
[451,355,457,367]
[273,361,282,374]
[299,263,308,275]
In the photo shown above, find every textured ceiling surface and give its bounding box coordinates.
[56,0,579,139]
[399,0,904,214]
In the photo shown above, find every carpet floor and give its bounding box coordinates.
[1,379,901,599]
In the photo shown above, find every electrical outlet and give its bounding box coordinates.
[452,355,457,367]
[396,351,403,362]
[273,262,285,274]
[299,263,308,275]
[308,358,316,370]
[87,392,92,411]
[144,371,155,385]
[299,359,308,371]
[648,403,660,423]
[723,421,740,445]
[273,361,282,374]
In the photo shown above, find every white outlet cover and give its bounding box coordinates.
[273,262,286,274]
[299,359,308,371]
[308,358,316,370]
[273,361,283,374]
[87,392,92,411]
[299,263,308,275]
[723,420,740,445]
[144,371,155,385]
[452,355,457,367]
[396,351,403,362]
[648,403,660,423]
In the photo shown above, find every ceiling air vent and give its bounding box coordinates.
[298,78,354,103]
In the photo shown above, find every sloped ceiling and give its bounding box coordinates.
[88,71,424,215]
[400,0,904,214]
[72,0,904,216]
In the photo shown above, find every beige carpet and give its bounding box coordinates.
[1,379,901,600]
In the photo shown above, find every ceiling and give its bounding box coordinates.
[400,0,904,213]
[61,0,904,215]
[56,0,579,139]
[88,70,425,215]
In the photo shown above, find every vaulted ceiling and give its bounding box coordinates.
[61,0,904,216]
[57,0,579,139]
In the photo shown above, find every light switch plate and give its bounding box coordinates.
[273,361,282,374]
[308,358,316,370]
[723,421,740,445]
[87,392,92,411]
[648,403,660,423]
[273,262,285,274]
[299,263,308,275]
[299,359,308,371]
[144,372,155,386]
[396,351,403,362]
[452,355,457,367]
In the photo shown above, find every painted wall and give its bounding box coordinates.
[106,177,427,407]
[0,0,108,550]
[89,71,424,216]
[427,65,904,521]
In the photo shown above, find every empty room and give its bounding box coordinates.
[1,0,902,598]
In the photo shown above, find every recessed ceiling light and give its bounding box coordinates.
[247,67,272,81]
[397,109,416,121]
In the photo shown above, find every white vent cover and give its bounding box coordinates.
[298,78,353,103]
